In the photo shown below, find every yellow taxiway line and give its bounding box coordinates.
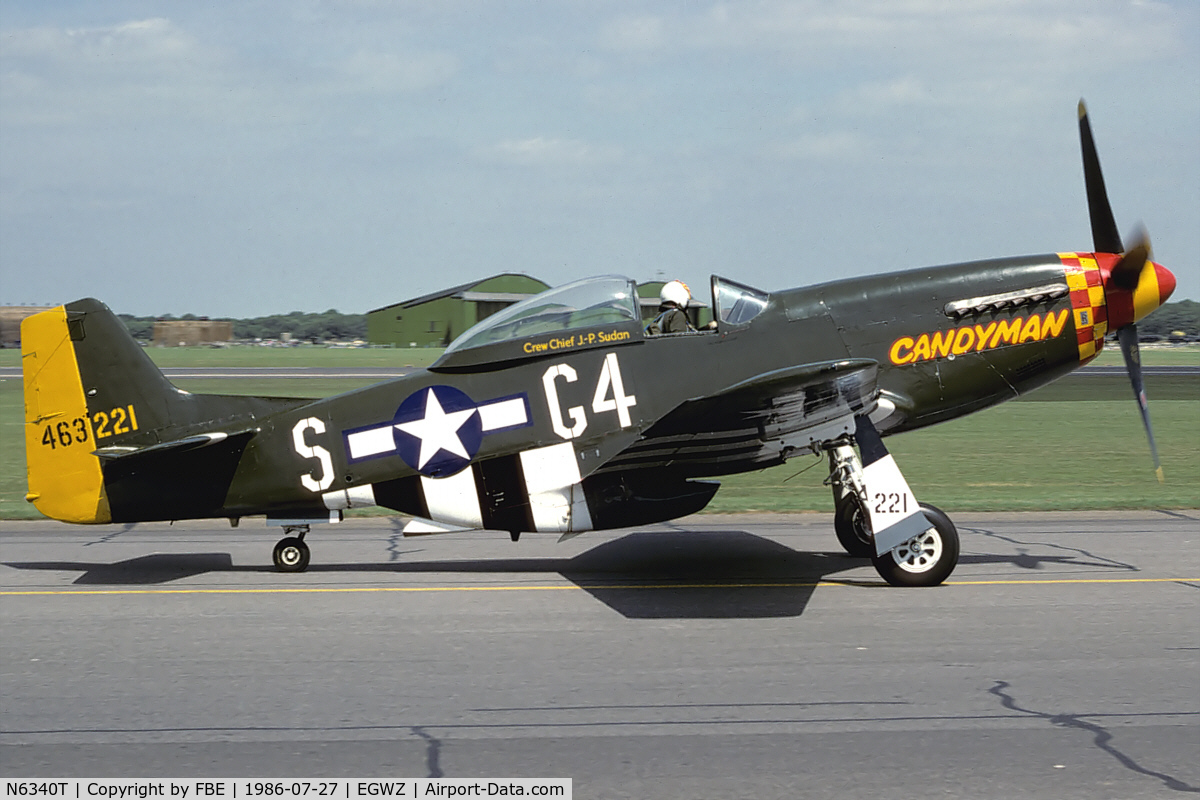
[0,576,1195,597]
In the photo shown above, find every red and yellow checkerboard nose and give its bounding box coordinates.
[1101,257,1177,329]
[1060,253,1109,361]
[1059,252,1176,361]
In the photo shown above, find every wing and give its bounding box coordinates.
[594,359,879,478]
[372,360,877,536]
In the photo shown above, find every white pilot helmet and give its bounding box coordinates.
[660,279,691,308]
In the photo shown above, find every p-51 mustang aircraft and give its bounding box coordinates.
[22,103,1175,587]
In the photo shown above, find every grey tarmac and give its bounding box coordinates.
[1,511,1197,799]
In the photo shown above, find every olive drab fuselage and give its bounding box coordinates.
[194,254,1121,520]
[22,243,1173,532]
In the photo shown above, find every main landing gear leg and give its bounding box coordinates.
[273,525,311,573]
[827,418,960,587]
[826,443,873,558]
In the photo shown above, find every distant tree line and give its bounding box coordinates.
[1137,299,1199,339]
[118,310,367,342]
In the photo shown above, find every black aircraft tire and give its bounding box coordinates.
[273,537,311,573]
[871,503,959,587]
[834,498,874,558]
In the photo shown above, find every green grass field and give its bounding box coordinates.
[2,346,1197,520]
[1087,345,1200,367]
[707,399,1199,512]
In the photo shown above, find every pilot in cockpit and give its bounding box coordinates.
[645,280,695,335]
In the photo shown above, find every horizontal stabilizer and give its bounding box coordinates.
[93,430,254,461]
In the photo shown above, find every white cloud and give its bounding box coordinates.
[595,0,1183,73]
[480,136,624,167]
[1,16,459,131]
[0,18,240,126]
[3,17,202,64]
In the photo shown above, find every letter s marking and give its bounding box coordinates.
[292,417,334,492]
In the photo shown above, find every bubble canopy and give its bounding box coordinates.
[444,275,642,355]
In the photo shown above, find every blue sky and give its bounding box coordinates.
[2,1,1197,317]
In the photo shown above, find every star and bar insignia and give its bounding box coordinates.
[343,386,531,477]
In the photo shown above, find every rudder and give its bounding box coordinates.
[22,303,114,522]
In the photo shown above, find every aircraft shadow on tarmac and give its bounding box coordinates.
[3,528,1133,619]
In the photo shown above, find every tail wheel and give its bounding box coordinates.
[273,537,310,573]
[871,503,959,587]
[834,497,874,558]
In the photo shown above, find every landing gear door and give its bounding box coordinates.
[855,416,931,555]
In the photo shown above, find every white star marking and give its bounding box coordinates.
[394,389,478,469]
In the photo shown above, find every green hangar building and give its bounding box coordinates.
[367,273,711,347]
[367,274,551,348]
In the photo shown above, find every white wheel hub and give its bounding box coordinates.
[890,527,943,574]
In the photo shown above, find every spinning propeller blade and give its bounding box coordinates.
[1078,100,1123,255]
[1078,100,1173,481]
[1116,325,1164,483]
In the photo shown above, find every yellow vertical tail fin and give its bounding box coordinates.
[22,306,112,523]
